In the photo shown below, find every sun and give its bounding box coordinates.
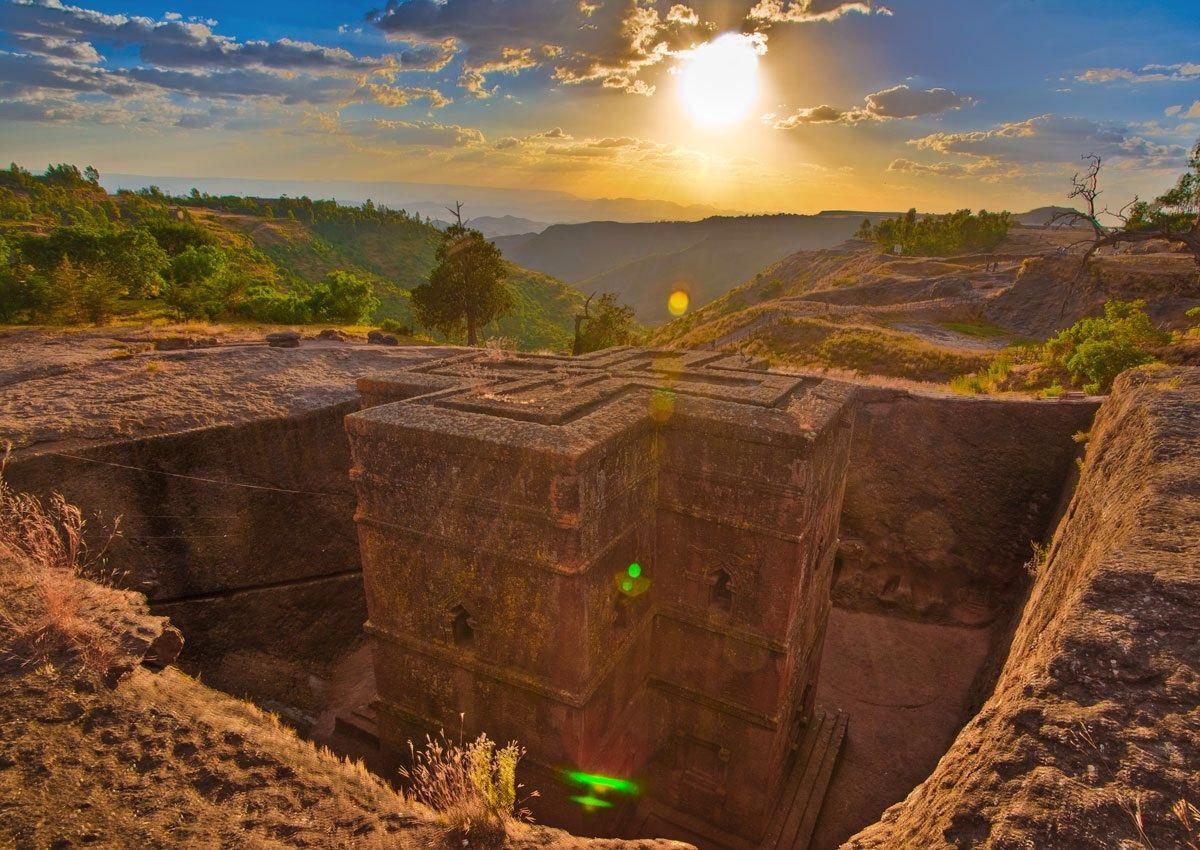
[677,33,761,128]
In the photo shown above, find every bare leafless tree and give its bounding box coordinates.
[1050,154,1200,269]
[572,292,595,357]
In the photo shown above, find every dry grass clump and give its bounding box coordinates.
[401,732,534,847]
[0,449,120,675]
[1124,795,1200,850]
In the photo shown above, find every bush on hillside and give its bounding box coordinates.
[575,292,640,354]
[236,286,312,324]
[307,270,379,324]
[1041,299,1168,394]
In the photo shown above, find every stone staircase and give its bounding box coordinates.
[758,707,849,850]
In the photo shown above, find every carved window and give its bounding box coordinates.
[447,604,475,648]
[676,735,729,793]
[711,568,733,611]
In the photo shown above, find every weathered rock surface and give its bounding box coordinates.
[845,366,1200,849]
[832,383,1098,624]
[266,330,302,348]
[0,559,692,849]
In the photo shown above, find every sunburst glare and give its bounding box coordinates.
[677,33,761,128]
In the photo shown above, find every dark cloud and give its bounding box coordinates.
[0,48,135,96]
[769,84,972,128]
[11,32,99,62]
[864,85,972,119]
[909,114,1185,167]
[123,66,357,104]
[368,0,711,95]
[0,0,434,74]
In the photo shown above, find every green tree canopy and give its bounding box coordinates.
[865,208,1012,256]
[308,269,379,324]
[411,223,512,345]
[19,225,167,297]
[575,293,640,354]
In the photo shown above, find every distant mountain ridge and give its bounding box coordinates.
[466,215,549,237]
[102,174,737,226]
[495,212,906,323]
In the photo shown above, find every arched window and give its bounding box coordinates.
[711,568,733,611]
[448,604,474,648]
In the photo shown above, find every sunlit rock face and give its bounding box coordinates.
[346,347,855,846]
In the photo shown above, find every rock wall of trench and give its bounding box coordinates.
[5,374,1101,719]
[845,366,1200,849]
[833,386,1099,625]
[5,402,364,723]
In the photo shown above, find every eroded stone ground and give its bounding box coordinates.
[0,327,451,453]
[812,609,998,849]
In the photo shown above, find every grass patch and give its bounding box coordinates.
[0,449,122,677]
[939,320,1011,339]
[402,732,534,848]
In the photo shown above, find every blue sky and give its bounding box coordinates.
[1,0,1198,214]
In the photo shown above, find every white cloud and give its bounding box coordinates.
[1076,61,1200,84]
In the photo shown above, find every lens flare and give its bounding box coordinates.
[667,290,690,316]
[627,562,642,579]
[677,33,761,127]
[650,387,676,423]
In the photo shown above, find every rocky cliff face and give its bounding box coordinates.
[845,366,1200,849]
[835,386,1097,625]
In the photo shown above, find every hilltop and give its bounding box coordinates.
[650,224,1200,391]
[0,164,585,350]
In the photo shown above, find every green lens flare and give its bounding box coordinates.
[621,578,634,593]
[570,795,615,809]
[564,771,640,795]
[627,563,642,579]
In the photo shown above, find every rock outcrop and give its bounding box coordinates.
[845,366,1200,849]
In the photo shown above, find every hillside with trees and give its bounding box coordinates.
[0,163,585,350]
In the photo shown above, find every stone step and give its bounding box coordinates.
[759,707,848,850]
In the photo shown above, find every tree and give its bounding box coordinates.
[163,245,230,319]
[1051,145,1200,269]
[574,292,639,354]
[20,225,167,297]
[308,270,379,324]
[855,217,873,240]
[0,235,29,322]
[411,217,512,346]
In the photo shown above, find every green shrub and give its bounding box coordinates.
[236,286,312,324]
[378,317,411,335]
[1042,299,1168,393]
[307,269,378,324]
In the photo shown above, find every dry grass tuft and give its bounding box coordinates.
[0,446,121,675]
[401,731,535,848]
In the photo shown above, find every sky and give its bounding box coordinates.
[1,0,1198,215]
